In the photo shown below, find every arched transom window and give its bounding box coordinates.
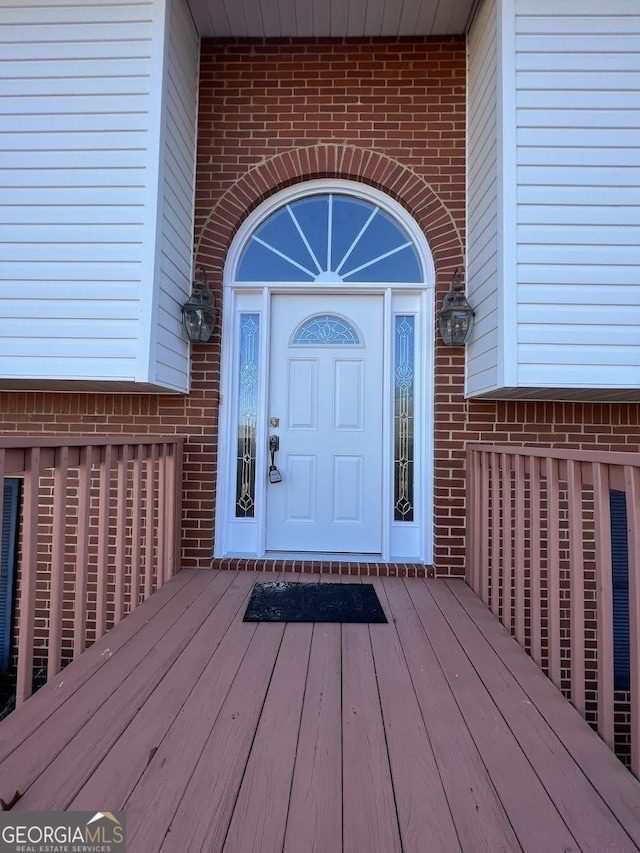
[236,193,423,284]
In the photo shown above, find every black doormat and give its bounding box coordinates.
[243,581,388,624]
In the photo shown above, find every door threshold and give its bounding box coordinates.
[264,551,384,562]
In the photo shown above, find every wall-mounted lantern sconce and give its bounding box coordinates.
[438,268,475,347]
[182,266,217,343]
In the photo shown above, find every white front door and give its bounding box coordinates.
[266,293,383,554]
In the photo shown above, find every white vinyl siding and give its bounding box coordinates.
[153,0,199,390]
[514,0,640,392]
[0,0,197,392]
[466,0,640,400]
[466,0,500,395]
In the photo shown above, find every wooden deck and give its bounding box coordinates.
[1,569,640,852]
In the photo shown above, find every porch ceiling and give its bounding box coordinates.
[187,0,479,38]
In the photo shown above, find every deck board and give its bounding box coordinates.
[0,569,218,799]
[282,622,343,853]
[369,577,461,852]
[0,567,202,761]
[405,576,580,851]
[342,621,402,853]
[430,579,639,853]
[69,570,259,811]
[15,570,239,811]
[221,622,313,852]
[445,578,640,848]
[382,576,522,853]
[156,620,287,852]
[1,569,639,853]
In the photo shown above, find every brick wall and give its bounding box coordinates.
[196,36,468,570]
[1,38,639,584]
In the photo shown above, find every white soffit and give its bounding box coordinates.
[187,0,478,37]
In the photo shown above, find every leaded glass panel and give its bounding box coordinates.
[235,314,260,517]
[293,314,360,346]
[394,316,415,521]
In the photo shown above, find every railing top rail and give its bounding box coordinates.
[467,443,640,467]
[0,435,183,450]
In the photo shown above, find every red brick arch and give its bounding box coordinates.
[194,143,464,293]
[194,143,466,574]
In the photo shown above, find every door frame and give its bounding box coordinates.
[214,179,435,563]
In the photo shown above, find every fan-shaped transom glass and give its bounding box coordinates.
[236,193,423,283]
[292,314,361,346]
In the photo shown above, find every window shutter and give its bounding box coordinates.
[609,489,630,692]
[0,478,20,670]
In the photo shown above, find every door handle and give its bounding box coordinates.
[268,435,282,483]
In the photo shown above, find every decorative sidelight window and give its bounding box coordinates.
[237,193,422,284]
[235,314,260,518]
[394,316,415,521]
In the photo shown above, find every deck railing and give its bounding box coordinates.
[0,435,183,707]
[466,444,640,777]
